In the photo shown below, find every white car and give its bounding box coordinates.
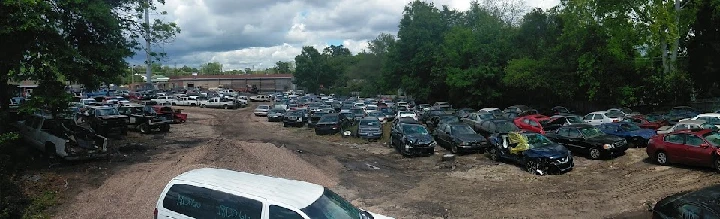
[156,168,395,219]
[365,104,378,113]
[354,102,367,110]
[583,111,622,126]
[254,105,270,116]
[397,111,417,120]
[681,113,720,129]
[657,120,712,134]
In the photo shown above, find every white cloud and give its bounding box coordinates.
[138,0,559,71]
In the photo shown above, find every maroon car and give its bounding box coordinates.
[646,129,720,172]
[624,114,669,130]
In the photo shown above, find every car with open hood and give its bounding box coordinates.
[598,122,657,148]
[623,114,669,130]
[79,106,128,136]
[545,124,628,159]
[487,132,573,175]
[389,123,436,156]
[433,122,487,154]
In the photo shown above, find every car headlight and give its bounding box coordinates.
[603,144,614,149]
[460,141,470,146]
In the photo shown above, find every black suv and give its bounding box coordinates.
[315,113,352,135]
[118,104,172,134]
[79,106,128,136]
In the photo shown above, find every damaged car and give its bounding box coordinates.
[545,124,628,159]
[78,106,128,136]
[487,132,573,175]
[389,123,436,156]
[118,104,172,134]
[16,114,108,160]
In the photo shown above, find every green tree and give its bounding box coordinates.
[275,61,293,73]
[200,62,223,74]
[294,46,325,93]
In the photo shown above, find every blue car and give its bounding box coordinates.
[597,122,657,148]
[486,132,573,175]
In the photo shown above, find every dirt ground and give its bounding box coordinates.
[28,103,720,218]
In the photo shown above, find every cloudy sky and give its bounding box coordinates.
[133,0,560,71]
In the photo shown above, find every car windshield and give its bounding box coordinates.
[360,120,380,127]
[605,111,624,118]
[566,116,584,123]
[704,132,720,146]
[400,112,414,116]
[620,123,641,131]
[555,107,570,113]
[301,188,362,219]
[479,113,495,120]
[368,112,382,117]
[270,109,285,113]
[525,134,554,148]
[451,125,476,135]
[579,127,603,138]
[351,109,364,114]
[257,105,269,109]
[319,115,338,123]
[403,125,428,135]
[645,115,663,122]
[96,108,119,116]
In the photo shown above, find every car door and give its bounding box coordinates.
[391,123,402,146]
[583,114,596,125]
[435,124,450,147]
[681,134,715,166]
[662,134,687,162]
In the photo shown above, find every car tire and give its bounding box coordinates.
[629,137,641,148]
[223,105,229,109]
[139,123,151,134]
[714,157,720,173]
[488,147,499,161]
[655,151,669,165]
[589,148,602,160]
[200,104,206,108]
[283,123,288,127]
[525,159,542,175]
[451,144,459,154]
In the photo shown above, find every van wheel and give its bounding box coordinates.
[139,123,151,134]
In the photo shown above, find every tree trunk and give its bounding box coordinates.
[661,36,670,74]
[670,0,681,73]
[0,65,10,133]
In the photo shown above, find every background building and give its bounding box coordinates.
[168,74,294,92]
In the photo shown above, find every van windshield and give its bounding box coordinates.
[301,188,362,219]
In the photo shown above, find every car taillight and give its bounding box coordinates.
[154,208,158,219]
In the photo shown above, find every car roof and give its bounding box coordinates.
[663,184,720,212]
[696,113,720,117]
[172,168,323,209]
[678,120,707,125]
[589,111,609,114]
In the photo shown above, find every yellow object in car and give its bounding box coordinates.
[508,132,529,155]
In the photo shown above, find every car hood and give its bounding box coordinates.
[586,134,624,144]
[524,143,569,158]
[454,134,486,142]
[628,129,657,139]
[405,133,434,144]
[316,121,338,125]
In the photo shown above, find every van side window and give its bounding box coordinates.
[269,205,304,219]
[162,184,262,219]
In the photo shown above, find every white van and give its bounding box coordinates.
[155,168,394,219]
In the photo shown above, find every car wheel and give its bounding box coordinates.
[714,157,720,173]
[589,148,602,160]
[451,144,459,154]
[139,123,151,134]
[200,104,206,108]
[283,123,288,127]
[488,147,499,161]
[223,105,229,109]
[525,159,543,175]
[655,151,669,165]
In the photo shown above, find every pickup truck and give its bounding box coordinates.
[250,95,271,102]
[15,114,108,160]
[151,96,178,105]
[199,97,237,109]
[175,97,198,106]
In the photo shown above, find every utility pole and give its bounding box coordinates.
[144,0,153,90]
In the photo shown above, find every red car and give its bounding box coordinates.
[646,129,720,172]
[624,114,669,130]
[150,105,187,124]
[513,114,551,134]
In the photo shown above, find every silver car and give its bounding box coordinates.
[254,105,270,116]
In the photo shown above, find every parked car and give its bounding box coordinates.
[503,105,532,114]
[462,112,496,131]
[254,105,271,116]
[682,113,720,129]
[486,132,573,175]
[117,104,172,133]
[454,108,476,118]
[475,119,520,138]
[665,106,700,124]
[314,113,352,135]
[478,108,504,118]
[307,111,329,128]
[597,122,657,148]
[433,102,451,110]
[583,111,622,126]
[657,120,716,135]
[389,123,436,156]
[15,114,108,160]
[78,106,128,136]
[350,107,366,121]
[513,114,551,134]
[356,118,383,140]
[540,106,571,116]
[433,122,487,154]
[542,114,586,132]
[545,124,628,160]
[651,184,720,218]
[156,168,394,219]
[420,109,446,124]
[429,115,460,132]
[200,97,236,109]
[267,108,286,122]
[622,114,669,130]
[282,110,306,127]
[646,129,720,172]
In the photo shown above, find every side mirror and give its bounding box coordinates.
[701,143,711,148]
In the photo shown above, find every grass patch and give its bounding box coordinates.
[21,191,57,219]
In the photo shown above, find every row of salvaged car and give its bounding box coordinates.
[13,101,189,161]
[256,100,720,176]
